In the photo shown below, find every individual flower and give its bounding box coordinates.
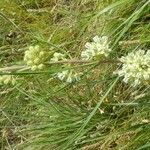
[81,35,111,60]
[116,50,150,86]
[24,45,47,71]
[0,75,16,85]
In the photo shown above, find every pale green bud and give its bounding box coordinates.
[29,46,34,51]
[34,58,40,64]
[27,60,33,66]
[38,64,45,70]
[25,50,30,55]
[24,56,28,61]
[31,65,38,71]
[39,51,45,57]
[34,45,40,51]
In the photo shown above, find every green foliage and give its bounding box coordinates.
[0,0,150,150]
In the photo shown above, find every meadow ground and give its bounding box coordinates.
[0,0,150,149]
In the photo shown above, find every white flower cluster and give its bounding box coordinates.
[81,36,111,60]
[50,52,67,62]
[116,50,150,86]
[0,75,16,85]
[51,52,80,83]
[57,70,80,83]
[24,45,46,71]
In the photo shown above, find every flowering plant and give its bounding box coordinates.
[24,45,47,71]
[116,50,150,86]
[81,36,111,60]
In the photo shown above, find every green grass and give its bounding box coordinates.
[0,0,150,150]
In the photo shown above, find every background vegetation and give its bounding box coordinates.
[0,0,150,149]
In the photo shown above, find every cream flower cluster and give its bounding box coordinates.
[57,70,80,83]
[0,75,16,85]
[116,50,150,86]
[81,36,111,60]
[51,52,80,83]
[50,52,67,62]
[24,45,46,71]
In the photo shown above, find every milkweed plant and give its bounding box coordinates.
[0,35,149,87]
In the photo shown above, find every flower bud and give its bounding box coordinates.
[38,64,45,70]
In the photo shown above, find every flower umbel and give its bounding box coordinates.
[81,36,111,60]
[116,50,150,86]
[24,45,47,71]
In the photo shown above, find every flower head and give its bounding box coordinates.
[24,45,47,71]
[81,36,111,60]
[116,50,150,86]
